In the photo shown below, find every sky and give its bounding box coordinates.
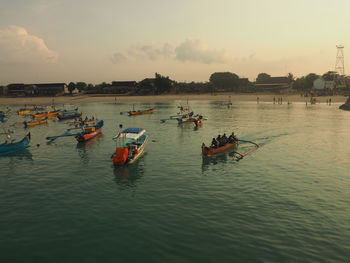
[0,0,350,85]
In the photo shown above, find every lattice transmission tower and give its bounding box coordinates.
[335,45,345,75]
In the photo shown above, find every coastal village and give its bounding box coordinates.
[1,71,350,98]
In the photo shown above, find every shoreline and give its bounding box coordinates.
[0,93,348,105]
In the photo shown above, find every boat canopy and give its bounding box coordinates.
[115,128,146,140]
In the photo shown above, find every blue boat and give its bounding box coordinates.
[57,108,82,120]
[0,111,8,122]
[0,133,31,154]
[112,128,148,165]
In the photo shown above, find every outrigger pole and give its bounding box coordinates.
[233,139,260,161]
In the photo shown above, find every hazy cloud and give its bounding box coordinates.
[175,40,229,64]
[128,42,174,60]
[111,52,127,63]
[0,25,58,65]
[111,40,229,64]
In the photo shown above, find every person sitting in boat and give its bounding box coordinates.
[228,132,237,143]
[222,133,228,144]
[211,138,218,148]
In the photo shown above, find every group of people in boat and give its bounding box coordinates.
[73,116,96,127]
[210,132,237,149]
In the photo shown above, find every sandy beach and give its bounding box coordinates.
[0,93,348,105]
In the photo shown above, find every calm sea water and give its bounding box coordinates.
[1,100,350,263]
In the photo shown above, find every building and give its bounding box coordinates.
[312,77,336,95]
[0,86,8,96]
[138,78,156,95]
[237,78,252,92]
[104,81,137,94]
[6,83,67,96]
[313,78,325,90]
[7,84,36,96]
[34,83,67,96]
[254,76,292,93]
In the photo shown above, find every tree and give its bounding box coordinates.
[76,82,87,92]
[322,71,338,81]
[287,73,294,83]
[305,73,319,89]
[209,72,239,92]
[256,73,271,83]
[68,82,76,94]
[154,73,173,94]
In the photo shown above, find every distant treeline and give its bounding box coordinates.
[66,71,350,95]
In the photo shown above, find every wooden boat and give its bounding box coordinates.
[112,128,148,165]
[128,108,154,116]
[0,133,31,154]
[32,110,61,119]
[57,109,82,120]
[202,141,237,156]
[17,109,32,115]
[75,120,104,142]
[24,118,48,128]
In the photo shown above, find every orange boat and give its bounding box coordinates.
[24,118,48,128]
[202,142,237,156]
[32,110,61,119]
[128,108,154,116]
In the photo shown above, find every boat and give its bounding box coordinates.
[57,108,82,120]
[193,115,203,127]
[68,119,98,127]
[24,118,48,128]
[128,108,154,116]
[32,110,61,119]
[202,135,238,156]
[0,109,10,122]
[0,111,6,122]
[0,133,31,154]
[339,96,350,111]
[112,128,148,165]
[202,142,237,156]
[75,120,104,142]
[17,109,32,115]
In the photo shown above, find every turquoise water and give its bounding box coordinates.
[1,101,350,262]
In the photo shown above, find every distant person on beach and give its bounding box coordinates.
[257,97,260,104]
[273,97,276,104]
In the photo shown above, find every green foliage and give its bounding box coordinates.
[154,73,173,94]
[256,73,271,83]
[68,82,76,94]
[76,82,87,92]
[209,72,239,92]
[293,73,319,91]
[322,71,338,81]
[305,73,319,89]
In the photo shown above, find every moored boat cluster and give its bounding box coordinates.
[1,103,259,163]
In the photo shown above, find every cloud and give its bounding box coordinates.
[175,40,229,64]
[111,40,229,64]
[111,52,127,63]
[0,25,58,65]
[127,42,174,60]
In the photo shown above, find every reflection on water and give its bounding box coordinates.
[0,148,33,161]
[201,151,238,172]
[76,134,104,164]
[113,161,144,189]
